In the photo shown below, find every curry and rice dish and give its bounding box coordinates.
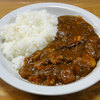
[19,16,100,86]
[0,10,100,86]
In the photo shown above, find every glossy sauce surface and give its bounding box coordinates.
[19,16,100,86]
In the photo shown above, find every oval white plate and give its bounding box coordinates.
[0,3,100,96]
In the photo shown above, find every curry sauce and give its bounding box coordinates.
[19,16,100,86]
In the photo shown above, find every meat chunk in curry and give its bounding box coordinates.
[19,16,100,86]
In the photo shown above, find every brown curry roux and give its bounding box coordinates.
[19,16,100,86]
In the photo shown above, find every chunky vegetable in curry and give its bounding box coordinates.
[19,16,100,86]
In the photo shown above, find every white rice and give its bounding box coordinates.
[0,10,58,69]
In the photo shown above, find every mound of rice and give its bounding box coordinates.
[0,10,58,69]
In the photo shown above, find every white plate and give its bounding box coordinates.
[0,3,100,96]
